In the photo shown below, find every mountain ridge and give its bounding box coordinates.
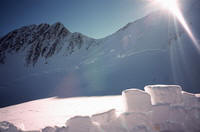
[0,9,174,66]
[0,22,98,66]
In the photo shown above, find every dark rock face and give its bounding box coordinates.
[0,22,95,66]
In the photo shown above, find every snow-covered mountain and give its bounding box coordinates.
[0,22,97,65]
[0,0,200,107]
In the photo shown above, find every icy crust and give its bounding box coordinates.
[1,85,200,132]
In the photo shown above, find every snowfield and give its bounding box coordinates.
[1,0,200,108]
[0,85,200,132]
[0,96,122,131]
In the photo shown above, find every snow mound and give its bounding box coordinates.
[0,85,200,132]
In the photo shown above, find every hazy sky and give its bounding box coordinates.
[0,0,153,39]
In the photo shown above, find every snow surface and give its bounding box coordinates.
[0,85,200,132]
[1,0,200,108]
[0,96,122,131]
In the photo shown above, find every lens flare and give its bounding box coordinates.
[155,0,199,51]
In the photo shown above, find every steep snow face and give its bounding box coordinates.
[0,0,200,107]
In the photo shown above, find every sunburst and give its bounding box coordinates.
[155,0,199,51]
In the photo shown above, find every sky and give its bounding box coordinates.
[0,0,153,39]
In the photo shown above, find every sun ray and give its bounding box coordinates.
[154,0,200,52]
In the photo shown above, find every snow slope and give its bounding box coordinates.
[0,0,200,108]
[0,85,200,132]
[0,96,122,130]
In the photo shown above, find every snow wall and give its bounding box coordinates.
[0,85,200,132]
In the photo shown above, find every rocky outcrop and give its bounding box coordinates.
[0,22,97,66]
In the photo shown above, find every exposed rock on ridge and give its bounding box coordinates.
[0,22,97,65]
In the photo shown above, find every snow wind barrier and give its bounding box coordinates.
[0,85,200,132]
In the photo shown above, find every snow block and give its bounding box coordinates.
[119,112,152,131]
[100,121,126,132]
[54,126,68,132]
[169,106,200,132]
[131,125,148,132]
[144,85,182,105]
[91,109,116,125]
[122,89,152,112]
[151,105,185,132]
[42,126,56,132]
[182,91,200,108]
[196,94,200,97]
[0,121,21,132]
[153,121,184,132]
[169,106,186,125]
[151,104,170,125]
[184,108,200,132]
[91,109,126,132]
[195,94,200,107]
[66,116,98,132]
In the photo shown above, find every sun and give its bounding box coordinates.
[155,0,179,15]
[154,0,200,51]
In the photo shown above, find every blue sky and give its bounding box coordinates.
[0,0,152,39]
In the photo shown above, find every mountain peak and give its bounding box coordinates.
[53,22,64,26]
[50,22,70,34]
[0,22,96,66]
